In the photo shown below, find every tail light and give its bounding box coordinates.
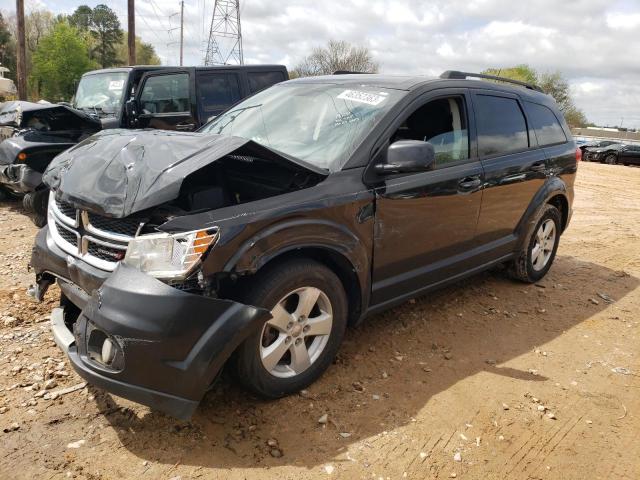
[575,147,582,163]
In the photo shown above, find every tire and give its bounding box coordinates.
[23,190,49,227]
[233,258,348,399]
[509,204,561,283]
[604,154,617,165]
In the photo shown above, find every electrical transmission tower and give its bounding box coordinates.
[204,1,243,65]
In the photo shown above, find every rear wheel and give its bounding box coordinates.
[604,154,617,165]
[509,204,561,283]
[233,259,348,398]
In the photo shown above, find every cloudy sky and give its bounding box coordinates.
[5,0,640,127]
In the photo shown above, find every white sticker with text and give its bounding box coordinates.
[337,89,386,106]
[108,80,125,91]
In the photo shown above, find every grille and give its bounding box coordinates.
[48,191,138,271]
[57,225,79,248]
[87,213,143,237]
[168,276,203,293]
[86,240,127,263]
[55,198,77,220]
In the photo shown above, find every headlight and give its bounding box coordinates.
[123,228,218,280]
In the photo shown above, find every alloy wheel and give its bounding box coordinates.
[259,286,333,378]
[531,219,556,271]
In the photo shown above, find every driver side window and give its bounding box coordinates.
[139,73,190,114]
[392,96,469,167]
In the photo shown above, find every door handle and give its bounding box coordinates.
[458,176,482,190]
[530,162,546,172]
[175,123,196,131]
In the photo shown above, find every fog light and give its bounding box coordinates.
[101,338,116,365]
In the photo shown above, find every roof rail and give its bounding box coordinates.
[440,70,544,92]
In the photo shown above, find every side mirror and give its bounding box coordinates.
[375,140,436,175]
[124,99,138,125]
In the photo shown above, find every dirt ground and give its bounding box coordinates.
[0,161,638,480]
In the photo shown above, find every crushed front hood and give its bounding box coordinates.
[43,129,327,217]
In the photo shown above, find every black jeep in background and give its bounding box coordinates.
[31,71,578,419]
[0,64,288,225]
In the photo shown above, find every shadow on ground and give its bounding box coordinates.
[92,254,638,469]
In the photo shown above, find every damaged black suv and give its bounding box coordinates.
[30,71,578,419]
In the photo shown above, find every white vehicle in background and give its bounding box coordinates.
[0,66,17,99]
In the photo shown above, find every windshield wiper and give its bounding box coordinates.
[209,105,262,134]
[78,106,114,117]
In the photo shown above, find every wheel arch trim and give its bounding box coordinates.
[515,177,570,248]
[222,218,370,323]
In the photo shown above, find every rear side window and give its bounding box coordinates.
[475,95,529,157]
[247,71,286,93]
[526,102,567,146]
[198,73,241,114]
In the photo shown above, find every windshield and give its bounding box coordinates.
[200,83,406,171]
[73,71,129,115]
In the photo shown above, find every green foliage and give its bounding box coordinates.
[0,13,16,81]
[563,106,588,128]
[116,36,161,66]
[482,65,537,85]
[89,5,123,68]
[31,22,96,101]
[482,64,588,127]
[69,5,93,32]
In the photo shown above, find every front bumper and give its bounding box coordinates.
[0,163,42,194]
[31,226,271,419]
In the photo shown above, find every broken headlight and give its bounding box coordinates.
[123,228,218,280]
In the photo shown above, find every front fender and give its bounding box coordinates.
[225,218,369,275]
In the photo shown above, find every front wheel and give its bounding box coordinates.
[233,259,348,398]
[604,154,617,165]
[509,204,561,283]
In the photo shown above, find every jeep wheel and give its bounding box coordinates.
[509,204,561,283]
[604,154,617,165]
[22,191,49,227]
[233,259,348,398]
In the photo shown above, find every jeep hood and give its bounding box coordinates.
[43,129,328,217]
[0,101,101,130]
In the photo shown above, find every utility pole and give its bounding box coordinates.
[179,1,184,66]
[15,0,27,100]
[128,0,136,65]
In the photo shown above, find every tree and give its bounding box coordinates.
[563,106,588,128]
[25,10,55,55]
[0,13,16,81]
[31,22,96,100]
[293,40,379,77]
[482,64,589,127]
[69,5,93,32]
[90,5,123,68]
[482,65,537,85]
[116,36,161,66]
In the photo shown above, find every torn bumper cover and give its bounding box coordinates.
[31,227,271,419]
[0,163,43,194]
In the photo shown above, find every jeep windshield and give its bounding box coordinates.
[73,71,128,116]
[200,83,405,171]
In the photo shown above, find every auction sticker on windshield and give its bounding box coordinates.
[337,90,386,106]
[108,80,125,91]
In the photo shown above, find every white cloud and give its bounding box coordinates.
[606,12,640,30]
